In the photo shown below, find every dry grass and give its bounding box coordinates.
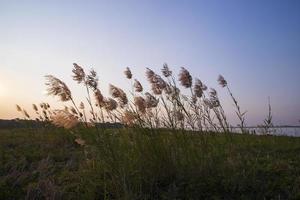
[15,62,272,132]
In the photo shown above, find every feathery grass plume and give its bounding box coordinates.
[218,74,246,133]
[70,107,78,115]
[134,96,146,113]
[203,98,214,109]
[146,68,155,82]
[209,88,220,107]
[45,75,72,102]
[218,75,227,88]
[124,67,132,79]
[32,104,38,112]
[178,67,192,88]
[86,69,98,91]
[51,110,78,129]
[145,92,159,108]
[103,98,118,111]
[42,103,48,110]
[94,89,104,107]
[194,78,204,98]
[191,95,197,104]
[133,79,143,92]
[23,109,30,118]
[64,106,69,112]
[161,63,172,77]
[122,110,137,126]
[109,84,128,107]
[72,63,86,84]
[79,102,85,109]
[164,84,173,95]
[16,104,22,112]
[146,68,166,95]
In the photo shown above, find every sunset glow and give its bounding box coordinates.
[0,0,299,126]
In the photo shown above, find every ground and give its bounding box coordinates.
[1,127,300,199]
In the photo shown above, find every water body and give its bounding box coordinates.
[231,127,300,137]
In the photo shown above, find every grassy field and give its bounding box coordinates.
[1,127,300,199]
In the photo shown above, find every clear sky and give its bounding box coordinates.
[0,0,299,125]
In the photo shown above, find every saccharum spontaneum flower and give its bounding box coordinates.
[134,96,146,113]
[134,79,143,92]
[51,110,78,129]
[124,67,132,79]
[32,104,38,112]
[103,98,118,111]
[209,88,220,107]
[161,63,172,77]
[146,68,166,95]
[16,104,22,112]
[194,78,204,98]
[45,75,72,102]
[72,63,86,84]
[86,69,98,91]
[79,102,85,109]
[145,92,159,108]
[94,89,104,107]
[179,67,192,88]
[109,84,128,106]
[218,75,227,87]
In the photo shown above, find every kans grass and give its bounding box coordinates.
[2,63,299,199]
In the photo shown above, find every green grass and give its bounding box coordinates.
[1,127,300,199]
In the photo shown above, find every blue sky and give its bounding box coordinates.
[0,0,299,125]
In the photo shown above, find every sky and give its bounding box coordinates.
[0,0,299,126]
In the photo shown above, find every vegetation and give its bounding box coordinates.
[16,63,252,132]
[6,63,299,199]
[1,127,300,199]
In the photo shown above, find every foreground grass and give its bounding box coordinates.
[0,128,300,199]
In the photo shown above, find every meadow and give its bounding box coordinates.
[1,127,300,199]
[3,63,299,199]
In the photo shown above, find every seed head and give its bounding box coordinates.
[51,110,79,129]
[134,96,146,113]
[194,78,203,98]
[94,89,104,107]
[45,75,72,102]
[103,98,118,111]
[70,106,78,115]
[72,63,86,84]
[109,84,128,107]
[133,79,143,92]
[16,104,22,112]
[146,68,155,82]
[79,102,85,109]
[23,109,30,118]
[145,92,159,108]
[218,75,227,87]
[161,63,172,77]
[124,67,132,79]
[203,98,214,109]
[122,110,137,126]
[86,69,98,91]
[178,67,192,88]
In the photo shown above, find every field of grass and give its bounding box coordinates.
[1,127,300,199]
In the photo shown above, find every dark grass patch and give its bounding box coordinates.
[1,128,300,199]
